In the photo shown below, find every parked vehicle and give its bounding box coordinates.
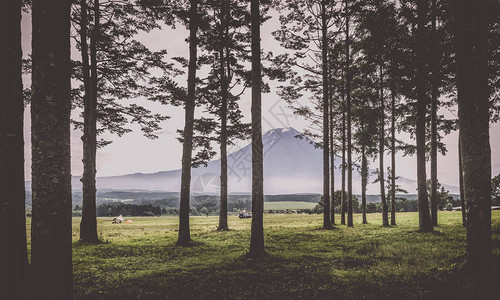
[238,210,251,219]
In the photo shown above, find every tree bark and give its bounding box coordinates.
[454,0,491,273]
[31,0,73,297]
[430,0,439,227]
[218,1,229,231]
[341,102,346,225]
[390,84,397,226]
[330,88,335,225]
[379,66,389,227]
[458,136,466,226]
[322,0,332,229]
[249,0,265,257]
[80,0,100,244]
[416,0,433,232]
[361,141,368,224]
[0,0,30,297]
[345,0,353,228]
[178,0,199,245]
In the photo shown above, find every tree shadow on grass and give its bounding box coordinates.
[73,239,106,247]
[311,226,339,231]
[175,239,205,247]
[407,229,446,236]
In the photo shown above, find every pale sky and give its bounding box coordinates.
[20,11,500,188]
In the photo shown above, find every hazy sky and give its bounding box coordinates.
[20,11,499,188]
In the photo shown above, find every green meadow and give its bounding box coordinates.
[263,201,317,210]
[27,211,500,299]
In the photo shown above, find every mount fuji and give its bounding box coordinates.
[58,127,457,194]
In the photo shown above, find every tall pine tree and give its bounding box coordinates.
[0,0,30,297]
[454,0,492,273]
[31,0,73,297]
[178,0,200,245]
[74,0,171,244]
[249,0,265,257]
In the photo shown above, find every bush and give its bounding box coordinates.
[366,203,378,213]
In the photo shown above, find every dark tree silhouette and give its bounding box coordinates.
[341,101,346,225]
[377,66,389,226]
[355,111,378,225]
[321,0,333,229]
[80,0,100,244]
[345,0,354,228]
[270,0,336,229]
[75,0,170,244]
[329,85,336,225]
[454,0,492,273]
[357,0,400,227]
[249,0,265,257]
[428,0,455,227]
[193,0,251,231]
[429,0,439,226]
[216,0,231,231]
[31,0,73,297]
[416,0,433,232]
[458,137,466,226]
[178,0,199,245]
[0,0,30,297]
[390,82,397,226]
[328,40,346,226]
[352,85,378,225]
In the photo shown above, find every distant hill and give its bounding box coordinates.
[24,189,459,208]
[25,127,459,194]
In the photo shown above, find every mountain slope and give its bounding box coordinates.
[28,127,457,194]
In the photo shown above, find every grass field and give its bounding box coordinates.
[27,211,500,299]
[263,201,317,210]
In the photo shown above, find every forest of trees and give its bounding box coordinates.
[0,0,498,297]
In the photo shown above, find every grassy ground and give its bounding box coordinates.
[27,211,500,299]
[263,201,317,210]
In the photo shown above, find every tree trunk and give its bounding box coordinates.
[322,0,332,229]
[178,0,199,245]
[80,0,100,244]
[218,1,229,231]
[31,0,73,297]
[459,136,466,226]
[330,90,335,225]
[0,1,30,297]
[430,0,439,227]
[345,0,353,228]
[390,82,397,226]
[249,0,265,257]
[416,0,433,232]
[341,103,346,225]
[379,66,389,227]
[361,141,368,224]
[454,0,491,273]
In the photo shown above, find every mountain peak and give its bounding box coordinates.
[60,126,451,194]
[264,127,300,135]
[263,127,302,139]
[261,127,303,148]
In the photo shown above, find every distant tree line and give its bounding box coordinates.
[96,203,162,217]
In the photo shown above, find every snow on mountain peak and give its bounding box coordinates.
[264,127,299,136]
